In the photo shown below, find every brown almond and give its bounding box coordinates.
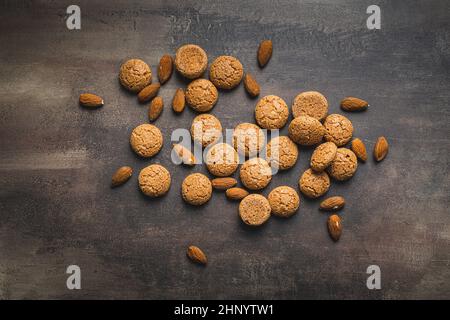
[111,166,132,187]
[138,83,160,103]
[340,97,369,111]
[172,144,196,166]
[257,40,272,67]
[374,136,389,161]
[225,187,249,200]
[351,138,368,162]
[187,245,207,265]
[148,96,164,122]
[320,196,345,211]
[158,54,173,85]
[79,93,104,108]
[327,214,342,242]
[211,177,237,190]
[172,88,186,113]
[243,73,260,98]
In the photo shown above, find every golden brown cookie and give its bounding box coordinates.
[327,148,358,181]
[266,136,298,170]
[310,142,338,172]
[185,79,219,112]
[292,91,328,121]
[205,143,239,177]
[130,124,163,158]
[174,44,208,79]
[268,186,300,218]
[239,194,271,226]
[190,114,222,147]
[181,173,212,205]
[138,164,171,197]
[299,168,330,198]
[255,95,289,129]
[323,114,354,147]
[119,59,152,93]
[240,157,272,190]
[288,115,325,146]
[209,56,244,89]
[232,123,265,157]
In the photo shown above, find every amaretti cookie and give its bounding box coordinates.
[323,114,353,147]
[240,157,272,190]
[292,91,328,121]
[138,164,171,197]
[299,168,330,198]
[268,186,300,218]
[327,148,358,181]
[288,115,325,146]
[239,194,271,226]
[266,136,298,170]
[190,114,222,147]
[209,56,244,89]
[185,79,218,112]
[205,143,239,177]
[174,44,208,79]
[181,173,212,205]
[130,124,163,158]
[232,123,265,157]
[119,59,152,93]
[255,95,289,129]
[310,142,337,172]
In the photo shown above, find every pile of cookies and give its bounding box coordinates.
[80,41,389,265]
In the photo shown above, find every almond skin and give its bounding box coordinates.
[172,144,196,166]
[172,88,186,113]
[138,83,160,103]
[351,138,368,162]
[320,196,345,211]
[158,54,173,85]
[211,177,237,190]
[257,40,272,67]
[327,214,342,242]
[148,96,163,121]
[111,166,132,187]
[340,97,369,111]
[187,245,207,265]
[225,187,249,200]
[243,73,260,98]
[79,93,104,108]
[374,136,389,161]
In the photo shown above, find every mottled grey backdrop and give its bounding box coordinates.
[0,0,449,299]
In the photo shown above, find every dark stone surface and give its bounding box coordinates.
[0,0,449,299]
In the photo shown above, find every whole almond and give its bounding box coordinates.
[243,73,260,98]
[187,245,207,265]
[374,136,389,161]
[211,177,237,190]
[138,83,160,103]
[320,196,345,211]
[172,88,186,113]
[79,93,104,108]
[351,138,368,162]
[225,187,249,200]
[340,97,369,111]
[327,214,342,242]
[158,54,173,85]
[257,40,272,67]
[148,96,164,121]
[111,166,132,187]
[172,143,196,166]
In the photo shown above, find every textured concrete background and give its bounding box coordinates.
[0,0,449,299]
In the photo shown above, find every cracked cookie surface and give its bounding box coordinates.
[182,173,212,205]
[232,123,265,157]
[239,194,271,226]
[240,157,272,190]
[327,148,358,181]
[119,59,152,92]
[310,142,337,172]
[190,114,222,147]
[205,143,239,177]
[268,186,300,218]
[266,135,298,170]
[174,44,208,79]
[323,114,353,146]
[185,79,218,112]
[138,164,171,197]
[292,91,328,121]
[299,168,330,198]
[288,115,325,146]
[209,55,243,89]
[255,95,289,129]
[130,124,163,158]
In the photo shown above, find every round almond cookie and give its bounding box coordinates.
[240,157,272,190]
[205,143,239,177]
[119,59,152,93]
[327,148,358,181]
[299,168,330,198]
[130,124,163,158]
[292,91,328,121]
[181,173,212,205]
[288,115,325,146]
[268,186,300,218]
[190,114,222,147]
[185,79,219,112]
[323,114,354,147]
[239,194,271,226]
[232,123,265,157]
[174,44,208,79]
[209,56,244,89]
[138,164,171,197]
[255,95,289,129]
[266,136,298,170]
[310,142,338,172]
